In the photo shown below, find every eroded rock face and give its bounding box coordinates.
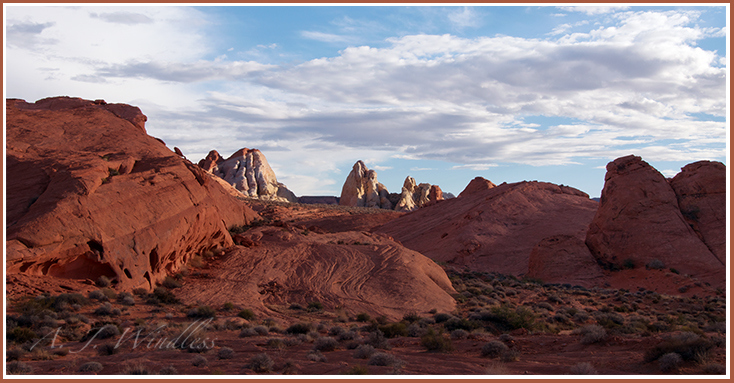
[6,97,259,290]
[198,148,297,202]
[377,180,598,276]
[527,235,604,287]
[669,161,727,265]
[339,161,392,209]
[394,176,444,212]
[176,226,456,321]
[458,177,497,198]
[585,155,724,287]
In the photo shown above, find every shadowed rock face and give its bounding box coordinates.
[199,148,297,202]
[669,160,727,265]
[6,97,259,290]
[376,179,598,276]
[585,155,724,288]
[527,235,604,287]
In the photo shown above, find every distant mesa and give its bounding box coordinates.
[339,160,444,212]
[198,148,297,203]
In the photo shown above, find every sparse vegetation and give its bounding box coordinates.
[570,362,598,375]
[481,340,509,358]
[249,353,274,373]
[421,328,454,353]
[78,361,104,373]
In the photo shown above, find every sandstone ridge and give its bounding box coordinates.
[6,97,259,291]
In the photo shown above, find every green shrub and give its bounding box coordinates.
[187,305,216,319]
[420,328,454,353]
[367,352,402,367]
[307,301,324,312]
[379,322,408,338]
[8,327,37,343]
[644,332,714,363]
[161,276,182,289]
[238,309,255,320]
[481,305,536,332]
[152,287,179,304]
[402,312,421,323]
[574,324,607,345]
[355,313,371,322]
[286,323,312,335]
[481,340,508,358]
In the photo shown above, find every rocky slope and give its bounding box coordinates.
[586,155,725,289]
[376,179,599,277]
[198,148,297,202]
[5,97,259,291]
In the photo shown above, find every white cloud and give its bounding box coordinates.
[559,6,630,15]
[300,30,353,43]
[448,7,481,29]
[89,11,153,25]
[372,165,393,171]
[451,164,499,171]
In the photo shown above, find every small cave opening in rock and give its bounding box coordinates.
[123,268,133,279]
[46,253,117,281]
[87,240,105,259]
[149,247,159,272]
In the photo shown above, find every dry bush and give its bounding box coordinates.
[570,362,598,375]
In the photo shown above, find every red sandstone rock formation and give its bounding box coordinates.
[527,235,604,287]
[669,161,727,265]
[6,97,259,290]
[376,180,598,276]
[458,176,497,197]
[176,226,456,321]
[198,148,297,202]
[339,161,392,209]
[585,155,724,288]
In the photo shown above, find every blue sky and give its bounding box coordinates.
[5,5,728,198]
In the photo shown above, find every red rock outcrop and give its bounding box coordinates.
[6,97,259,290]
[176,226,456,321]
[198,148,297,202]
[527,235,604,287]
[394,176,444,212]
[669,160,727,265]
[458,176,497,197]
[585,155,724,288]
[376,180,598,276]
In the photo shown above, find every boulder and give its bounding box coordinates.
[198,148,297,202]
[585,155,724,287]
[6,97,259,290]
[669,161,727,265]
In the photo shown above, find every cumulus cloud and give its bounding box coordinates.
[448,7,481,29]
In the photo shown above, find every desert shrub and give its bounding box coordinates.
[379,322,408,338]
[238,309,255,321]
[159,366,178,375]
[123,364,153,375]
[646,259,665,270]
[53,348,70,357]
[702,364,726,375]
[239,328,258,337]
[500,348,520,362]
[368,352,401,367]
[485,361,510,375]
[572,311,590,323]
[421,328,454,353]
[570,362,598,375]
[355,313,371,322]
[88,290,108,301]
[622,258,636,269]
[443,317,478,332]
[284,337,304,347]
[54,293,89,310]
[161,276,182,289]
[250,353,274,372]
[337,330,359,341]
[187,305,216,319]
[6,348,25,361]
[120,296,135,306]
[364,330,390,350]
[9,327,38,344]
[658,352,682,372]
[286,322,312,335]
[329,326,345,336]
[6,361,33,375]
[97,275,111,287]
[499,333,515,343]
[306,301,324,312]
[354,344,376,359]
[344,365,369,375]
[594,312,625,328]
[266,338,286,350]
[306,350,327,362]
[434,313,453,323]
[407,323,426,338]
[451,329,469,340]
[151,287,179,304]
[481,305,537,332]
[313,336,338,352]
[644,332,714,363]
[217,347,235,360]
[481,340,509,358]
[536,302,554,311]
[191,354,208,367]
[402,312,421,323]
[573,324,607,345]
[98,342,119,356]
[78,361,104,373]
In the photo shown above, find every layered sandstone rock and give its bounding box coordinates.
[198,148,297,202]
[669,161,727,264]
[377,180,598,276]
[339,161,393,209]
[6,97,259,290]
[527,235,604,287]
[458,177,497,197]
[176,226,456,321]
[585,155,724,287]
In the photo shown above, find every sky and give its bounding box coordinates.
[4,4,729,198]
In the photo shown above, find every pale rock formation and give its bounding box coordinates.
[394,176,444,212]
[339,161,392,209]
[198,148,297,203]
